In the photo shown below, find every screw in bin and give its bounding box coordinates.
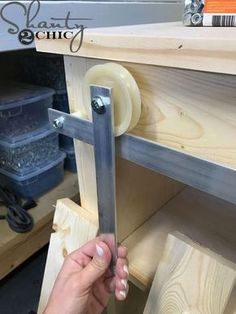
[53,116,64,129]
[91,97,106,114]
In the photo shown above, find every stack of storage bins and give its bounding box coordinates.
[0,81,65,198]
[19,51,77,173]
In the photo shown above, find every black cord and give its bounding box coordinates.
[0,187,35,233]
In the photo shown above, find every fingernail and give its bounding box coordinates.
[123,265,129,275]
[121,279,127,289]
[119,290,126,299]
[96,244,104,257]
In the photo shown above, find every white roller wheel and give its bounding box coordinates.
[82,63,141,136]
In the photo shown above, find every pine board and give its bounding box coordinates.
[36,22,236,75]
[38,198,98,313]
[84,58,236,169]
[144,233,236,314]
[127,63,236,168]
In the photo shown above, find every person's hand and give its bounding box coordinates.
[44,238,129,314]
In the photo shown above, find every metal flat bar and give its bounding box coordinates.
[49,108,236,205]
[49,109,94,145]
[117,135,236,205]
[90,86,117,270]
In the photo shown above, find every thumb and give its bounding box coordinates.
[80,241,112,290]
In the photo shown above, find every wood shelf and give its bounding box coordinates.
[0,172,78,279]
[36,22,236,75]
[123,187,236,291]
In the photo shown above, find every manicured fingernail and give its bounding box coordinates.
[119,290,126,299]
[96,244,104,257]
[121,279,127,289]
[123,265,129,275]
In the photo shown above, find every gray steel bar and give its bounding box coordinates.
[117,134,236,204]
[90,86,117,271]
[49,108,236,205]
[49,109,94,145]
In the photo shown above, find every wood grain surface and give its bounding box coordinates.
[36,22,236,75]
[83,58,236,169]
[126,63,236,168]
[144,233,236,314]
[38,198,98,313]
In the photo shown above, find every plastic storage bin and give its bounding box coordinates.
[0,129,60,175]
[62,148,77,173]
[19,52,66,90]
[53,90,69,112]
[0,152,66,198]
[0,81,54,144]
[59,135,74,150]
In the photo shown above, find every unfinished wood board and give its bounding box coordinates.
[123,187,236,290]
[116,158,183,240]
[85,58,236,169]
[38,198,98,314]
[0,173,78,279]
[144,233,236,314]
[64,57,97,213]
[63,56,184,241]
[127,64,236,168]
[36,22,236,75]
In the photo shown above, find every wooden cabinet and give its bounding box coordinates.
[36,22,236,313]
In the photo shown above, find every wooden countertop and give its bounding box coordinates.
[36,22,236,74]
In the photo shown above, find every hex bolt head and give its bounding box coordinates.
[53,117,64,129]
[91,97,106,114]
